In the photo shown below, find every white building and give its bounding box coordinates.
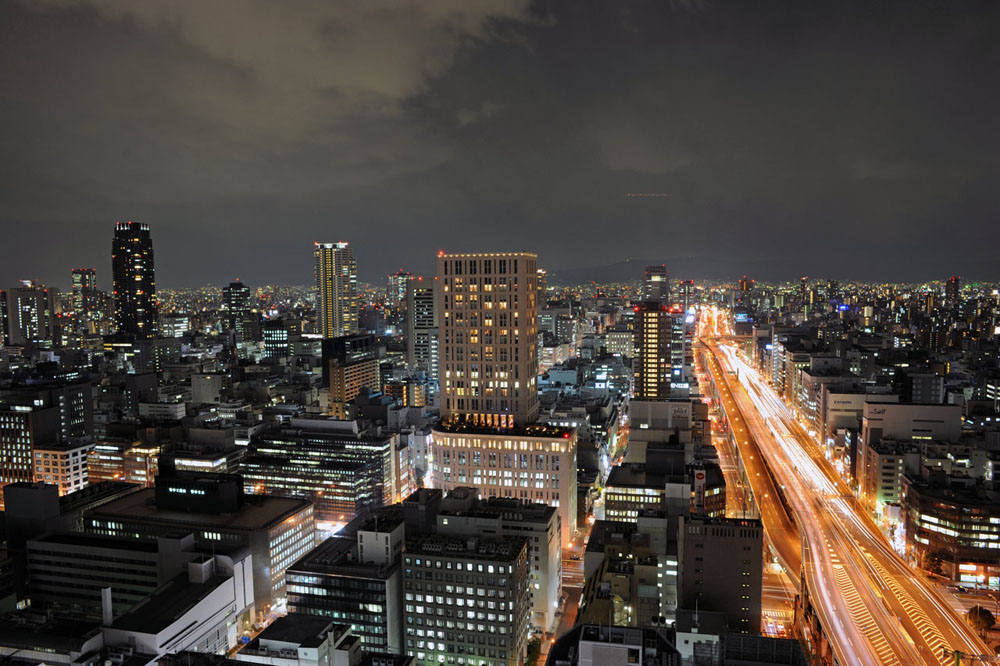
[103,553,255,656]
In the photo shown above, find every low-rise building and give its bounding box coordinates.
[84,472,314,619]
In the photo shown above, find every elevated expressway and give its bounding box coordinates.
[699,320,992,665]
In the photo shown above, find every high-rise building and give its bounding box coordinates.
[437,251,539,426]
[322,334,380,419]
[405,277,439,377]
[388,269,411,309]
[112,221,157,339]
[536,267,548,306]
[0,290,8,346]
[4,280,61,346]
[314,242,358,338]
[432,251,578,543]
[223,280,260,341]
[643,265,669,303]
[633,302,671,401]
[946,275,962,305]
[737,275,753,293]
[70,268,97,316]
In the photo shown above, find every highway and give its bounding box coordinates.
[700,307,994,665]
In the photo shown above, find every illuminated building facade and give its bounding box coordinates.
[405,277,439,378]
[322,334,379,419]
[112,221,157,339]
[431,423,577,544]
[632,302,671,401]
[904,476,1000,588]
[403,534,531,666]
[315,242,358,339]
[70,268,98,316]
[5,280,61,346]
[32,438,93,495]
[85,472,314,614]
[643,264,669,303]
[437,251,539,427]
[244,418,398,523]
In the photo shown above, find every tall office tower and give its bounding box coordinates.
[433,251,578,543]
[387,269,412,335]
[5,280,61,346]
[0,290,7,346]
[112,221,157,339]
[437,251,539,426]
[405,276,439,376]
[536,267,548,306]
[946,275,962,305]
[70,268,97,315]
[387,269,411,308]
[222,280,257,340]
[678,279,695,311]
[643,265,670,303]
[632,302,671,401]
[799,276,809,298]
[314,242,358,338]
[737,275,753,293]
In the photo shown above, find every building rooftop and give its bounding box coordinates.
[111,570,231,633]
[405,534,527,562]
[87,487,312,532]
[0,612,100,653]
[287,536,398,579]
[434,421,574,439]
[254,614,343,648]
[27,530,161,553]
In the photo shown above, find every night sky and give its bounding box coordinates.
[2,1,998,289]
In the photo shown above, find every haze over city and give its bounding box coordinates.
[3,1,1000,287]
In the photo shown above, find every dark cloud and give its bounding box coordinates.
[1,0,998,289]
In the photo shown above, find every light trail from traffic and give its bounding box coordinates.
[700,306,993,665]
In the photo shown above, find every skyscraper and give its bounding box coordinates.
[314,242,358,338]
[431,251,577,543]
[643,265,669,303]
[437,251,539,426]
[405,276,439,378]
[70,268,97,315]
[112,221,157,339]
[632,302,671,400]
[4,280,61,346]
[387,269,411,309]
[223,280,259,340]
[946,275,962,305]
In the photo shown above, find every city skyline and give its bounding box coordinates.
[4,1,1000,287]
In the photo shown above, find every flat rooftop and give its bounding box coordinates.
[112,572,231,633]
[287,536,397,579]
[27,531,161,553]
[87,488,312,532]
[255,614,342,647]
[434,421,574,439]
[406,534,527,562]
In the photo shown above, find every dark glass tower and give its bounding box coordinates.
[223,280,254,340]
[112,221,157,339]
